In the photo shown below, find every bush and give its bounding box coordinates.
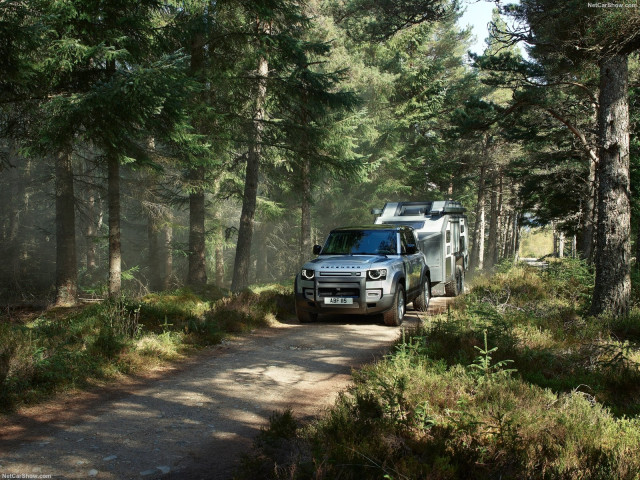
[237,261,640,479]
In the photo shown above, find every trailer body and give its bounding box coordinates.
[373,200,468,296]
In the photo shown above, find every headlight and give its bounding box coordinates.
[301,269,315,280]
[367,269,387,281]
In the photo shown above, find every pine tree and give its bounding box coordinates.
[499,0,640,316]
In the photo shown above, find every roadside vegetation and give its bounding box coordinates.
[0,285,293,413]
[238,260,640,480]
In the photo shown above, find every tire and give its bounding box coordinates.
[413,276,431,312]
[296,308,318,323]
[445,265,464,297]
[383,284,405,326]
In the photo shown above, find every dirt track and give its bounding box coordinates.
[0,297,451,480]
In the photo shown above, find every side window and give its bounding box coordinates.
[446,230,451,243]
[400,230,415,254]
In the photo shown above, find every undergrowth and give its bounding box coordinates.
[0,284,293,412]
[238,260,640,480]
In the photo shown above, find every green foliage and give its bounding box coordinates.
[468,329,516,382]
[0,284,293,413]
[239,262,640,479]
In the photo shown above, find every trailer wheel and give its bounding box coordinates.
[445,265,464,297]
[383,284,405,326]
[413,276,431,312]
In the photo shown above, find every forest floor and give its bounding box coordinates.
[0,297,452,480]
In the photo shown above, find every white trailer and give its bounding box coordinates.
[372,200,468,296]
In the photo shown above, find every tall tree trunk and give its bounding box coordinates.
[163,223,173,290]
[635,226,640,273]
[148,212,162,291]
[256,222,269,283]
[107,153,121,297]
[300,157,312,265]
[513,213,521,261]
[503,209,514,258]
[213,209,225,286]
[486,165,500,269]
[187,32,208,287]
[55,150,77,305]
[495,173,503,265]
[231,51,269,292]
[470,163,486,271]
[4,143,27,287]
[590,54,631,317]
[215,243,225,286]
[582,157,598,262]
[85,189,97,273]
[77,158,96,275]
[188,166,207,286]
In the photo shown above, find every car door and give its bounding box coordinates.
[400,229,421,296]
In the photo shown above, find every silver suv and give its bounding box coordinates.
[294,225,431,326]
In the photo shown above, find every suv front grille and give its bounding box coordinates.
[318,287,360,298]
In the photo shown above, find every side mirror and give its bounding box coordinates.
[371,208,383,215]
[313,245,322,255]
[406,244,417,255]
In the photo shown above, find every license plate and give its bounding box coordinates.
[324,297,353,305]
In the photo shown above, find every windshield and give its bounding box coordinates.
[322,230,397,255]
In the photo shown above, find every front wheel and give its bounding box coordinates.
[296,308,318,323]
[383,284,405,326]
[413,277,431,312]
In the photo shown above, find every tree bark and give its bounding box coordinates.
[148,212,162,291]
[231,50,269,292]
[186,32,208,287]
[590,54,631,317]
[188,166,208,286]
[503,209,514,258]
[300,157,312,265]
[582,156,597,262]
[486,165,500,269]
[470,163,486,271]
[85,189,98,273]
[107,153,121,297]
[256,222,269,283]
[163,224,173,290]
[213,209,225,286]
[215,242,225,286]
[495,173,503,265]
[513,213,521,261]
[55,150,77,305]
[3,142,28,287]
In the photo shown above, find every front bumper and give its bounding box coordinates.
[295,274,395,316]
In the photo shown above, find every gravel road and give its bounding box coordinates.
[0,298,450,480]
